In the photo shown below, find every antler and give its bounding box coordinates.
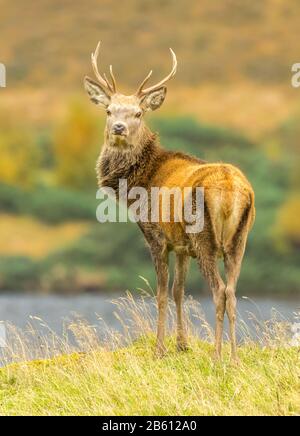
[91,41,117,94]
[136,48,177,97]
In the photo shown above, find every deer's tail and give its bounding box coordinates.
[205,188,255,254]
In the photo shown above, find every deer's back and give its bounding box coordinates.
[149,152,255,252]
[151,153,252,194]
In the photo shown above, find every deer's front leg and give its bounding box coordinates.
[137,224,170,357]
[153,249,169,357]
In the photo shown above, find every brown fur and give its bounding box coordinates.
[85,69,255,361]
[95,125,255,360]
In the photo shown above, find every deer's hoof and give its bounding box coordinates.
[230,355,241,366]
[154,343,167,358]
[212,351,222,363]
[177,340,189,352]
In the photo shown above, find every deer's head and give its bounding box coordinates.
[84,42,177,148]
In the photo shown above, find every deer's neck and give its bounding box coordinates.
[96,126,162,193]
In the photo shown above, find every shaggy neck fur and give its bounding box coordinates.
[96,124,163,192]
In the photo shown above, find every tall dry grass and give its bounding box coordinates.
[0,293,299,415]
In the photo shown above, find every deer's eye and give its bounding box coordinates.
[106,110,111,116]
[135,111,142,118]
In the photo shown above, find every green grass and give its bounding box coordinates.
[0,336,299,416]
[0,295,299,416]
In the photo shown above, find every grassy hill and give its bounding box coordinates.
[1,292,299,416]
[1,0,300,136]
[0,291,298,416]
[1,0,300,87]
[0,336,299,415]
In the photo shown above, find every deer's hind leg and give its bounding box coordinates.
[223,223,249,363]
[190,232,226,360]
[172,253,190,351]
[197,253,226,360]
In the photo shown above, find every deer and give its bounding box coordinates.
[84,42,255,362]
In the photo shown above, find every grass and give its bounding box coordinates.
[0,294,299,416]
[0,338,299,416]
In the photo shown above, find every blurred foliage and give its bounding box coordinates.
[272,195,300,252]
[265,108,300,253]
[53,98,103,190]
[2,0,300,88]
[0,108,40,187]
[0,214,88,259]
[0,0,299,295]
[0,256,39,291]
[2,0,300,143]
[150,116,254,150]
[0,111,299,294]
[0,183,96,224]
[270,110,300,184]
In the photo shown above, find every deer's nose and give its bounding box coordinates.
[112,122,126,135]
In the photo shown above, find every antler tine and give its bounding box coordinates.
[103,73,114,93]
[109,65,117,93]
[135,70,153,96]
[91,41,116,94]
[136,48,177,96]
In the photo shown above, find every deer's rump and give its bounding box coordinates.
[151,159,255,253]
[203,186,254,253]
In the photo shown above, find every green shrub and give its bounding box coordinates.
[0,116,299,295]
[0,184,96,224]
[150,116,253,151]
[0,256,41,291]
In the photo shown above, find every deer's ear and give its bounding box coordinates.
[140,86,167,112]
[84,76,111,108]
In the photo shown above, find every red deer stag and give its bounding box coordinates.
[84,42,255,362]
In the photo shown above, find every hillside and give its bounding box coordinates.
[0,337,299,415]
[0,1,299,295]
[1,0,300,87]
[1,1,300,136]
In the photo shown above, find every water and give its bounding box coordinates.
[0,292,299,365]
[0,292,298,335]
